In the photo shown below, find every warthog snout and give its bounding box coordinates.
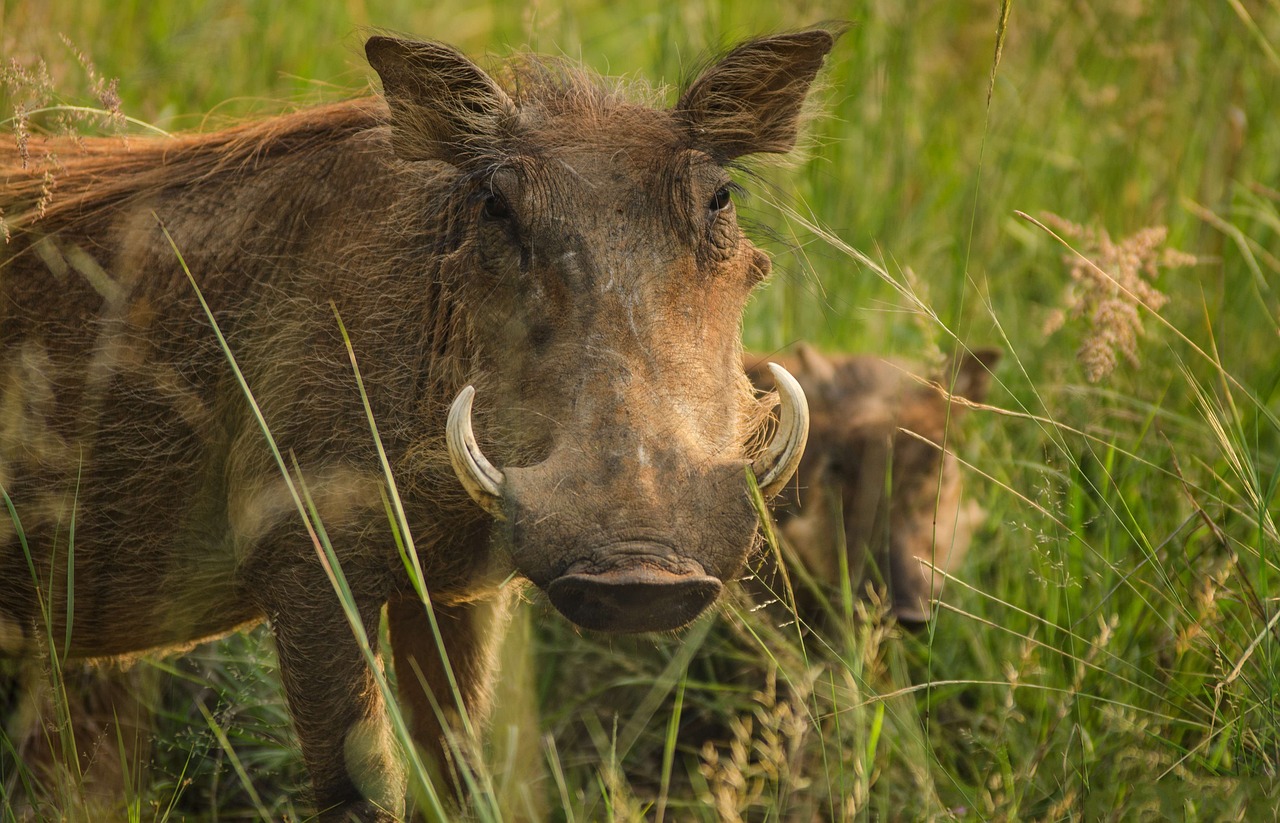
[546,555,723,633]
[445,365,810,633]
[446,363,810,522]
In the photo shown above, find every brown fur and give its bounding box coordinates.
[746,345,1000,626]
[1,31,837,820]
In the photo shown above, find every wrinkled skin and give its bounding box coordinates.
[747,345,1000,626]
[0,31,834,820]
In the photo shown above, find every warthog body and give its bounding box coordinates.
[747,345,999,625]
[0,31,832,819]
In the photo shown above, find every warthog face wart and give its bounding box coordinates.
[1,30,836,820]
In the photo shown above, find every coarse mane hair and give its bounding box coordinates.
[0,99,382,234]
[0,49,680,238]
[1,27,835,241]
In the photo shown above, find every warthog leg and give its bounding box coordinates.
[258,561,403,822]
[387,588,518,810]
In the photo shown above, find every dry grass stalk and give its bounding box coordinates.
[697,666,816,822]
[2,38,123,227]
[2,56,54,168]
[58,34,124,135]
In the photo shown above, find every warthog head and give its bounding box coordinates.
[367,31,833,632]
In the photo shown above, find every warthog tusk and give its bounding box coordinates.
[751,363,810,498]
[446,385,507,520]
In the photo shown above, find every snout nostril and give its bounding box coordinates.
[546,568,722,633]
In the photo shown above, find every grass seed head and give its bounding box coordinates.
[1040,212,1196,382]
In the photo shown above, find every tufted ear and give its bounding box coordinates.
[365,36,514,166]
[675,28,840,162]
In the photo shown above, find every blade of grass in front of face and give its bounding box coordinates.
[541,733,577,823]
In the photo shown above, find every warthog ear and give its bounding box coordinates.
[675,28,841,162]
[939,347,1002,404]
[795,342,838,384]
[366,36,514,166]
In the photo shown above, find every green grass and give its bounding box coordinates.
[4,0,1280,819]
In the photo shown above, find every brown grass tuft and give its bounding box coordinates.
[696,666,816,822]
[1040,212,1197,382]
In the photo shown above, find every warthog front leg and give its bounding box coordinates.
[261,567,404,822]
[387,588,516,810]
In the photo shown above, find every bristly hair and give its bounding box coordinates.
[496,52,667,125]
[1,58,662,235]
[0,99,383,234]
[4,29,840,235]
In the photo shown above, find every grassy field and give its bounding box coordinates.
[3,0,1280,820]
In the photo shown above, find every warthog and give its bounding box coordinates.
[746,345,999,625]
[0,30,835,819]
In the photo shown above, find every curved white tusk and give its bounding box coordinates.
[751,363,810,499]
[446,385,507,520]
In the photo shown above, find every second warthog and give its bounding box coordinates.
[747,345,999,626]
[0,30,835,819]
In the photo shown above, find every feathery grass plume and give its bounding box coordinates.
[2,38,124,226]
[1039,212,1197,382]
[1,56,55,168]
[696,666,816,822]
[57,35,124,137]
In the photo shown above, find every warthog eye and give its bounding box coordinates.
[482,192,511,221]
[708,185,734,213]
